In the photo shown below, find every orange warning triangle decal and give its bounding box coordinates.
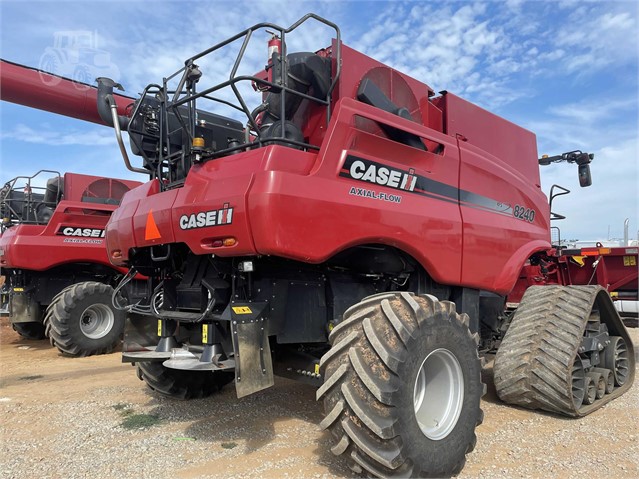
[145,210,161,240]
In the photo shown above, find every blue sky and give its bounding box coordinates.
[0,0,637,243]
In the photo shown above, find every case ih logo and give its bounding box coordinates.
[57,226,105,237]
[343,155,417,192]
[179,203,234,230]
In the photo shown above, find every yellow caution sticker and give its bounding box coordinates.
[202,324,208,343]
[13,287,24,292]
[623,256,637,266]
[571,256,586,267]
[232,306,252,314]
[157,320,162,337]
[314,363,320,375]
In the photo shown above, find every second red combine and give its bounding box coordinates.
[0,60,142,356]
[0,171,140,355]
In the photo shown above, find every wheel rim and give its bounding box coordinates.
[613,338,629,386]
[413,348,464,440]
[79,303,114,339]
[571,356,586,409]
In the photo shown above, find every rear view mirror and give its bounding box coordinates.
[578,163,592,187]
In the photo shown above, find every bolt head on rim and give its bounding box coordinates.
[413,348,464,440]
[79,303,114,339]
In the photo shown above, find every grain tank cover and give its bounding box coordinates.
[434,92,540,184]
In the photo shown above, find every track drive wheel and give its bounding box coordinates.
[45,281,125,357]
[318,292,483,478]
[601,336,630,387]
[12,321,46,340]
[136,361,234,400]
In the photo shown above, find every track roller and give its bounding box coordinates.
[583,377,596,405]
[586,372,605,400]
[591,367,614,394]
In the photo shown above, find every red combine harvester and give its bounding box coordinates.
[0,61,143,356]
[94,14,635,477]
[0,171,141,355]
[2,14,634,476]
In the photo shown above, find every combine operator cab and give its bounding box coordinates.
[0,170,62,230]
[97,14,339,187]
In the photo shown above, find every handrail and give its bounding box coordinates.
[131,13,341,188]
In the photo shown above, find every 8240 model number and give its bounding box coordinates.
[513,205,535,222]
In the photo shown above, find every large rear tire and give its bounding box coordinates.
[12,321,46,340]
[318,292,483,478]
[45,282,125,357]
[136,362,234,400]
[43,284,76,341]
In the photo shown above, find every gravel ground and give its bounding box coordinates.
[1,318,637,479]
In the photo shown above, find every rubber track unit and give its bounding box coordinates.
[494,285,635,417]
[317,291,484,478]
[136,362,234,400]
[44,281,124,357]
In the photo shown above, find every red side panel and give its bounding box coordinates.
[437,93,550,294]
[108,98,465,287]
[249,98,462,285]
[0,200,125,272]
[435,92,540,183]
[457,140,550,293]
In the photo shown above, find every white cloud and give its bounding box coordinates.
[347,2,530,110]
[541,137,638,242]
[1,124,115,146]
[526,96,638,156]
[551,8,637,73]
[548,98,637,123]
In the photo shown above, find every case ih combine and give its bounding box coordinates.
[90,15,635,476]
[0,171,141,355]
[0,61,141,356]
[1,13,635,476]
